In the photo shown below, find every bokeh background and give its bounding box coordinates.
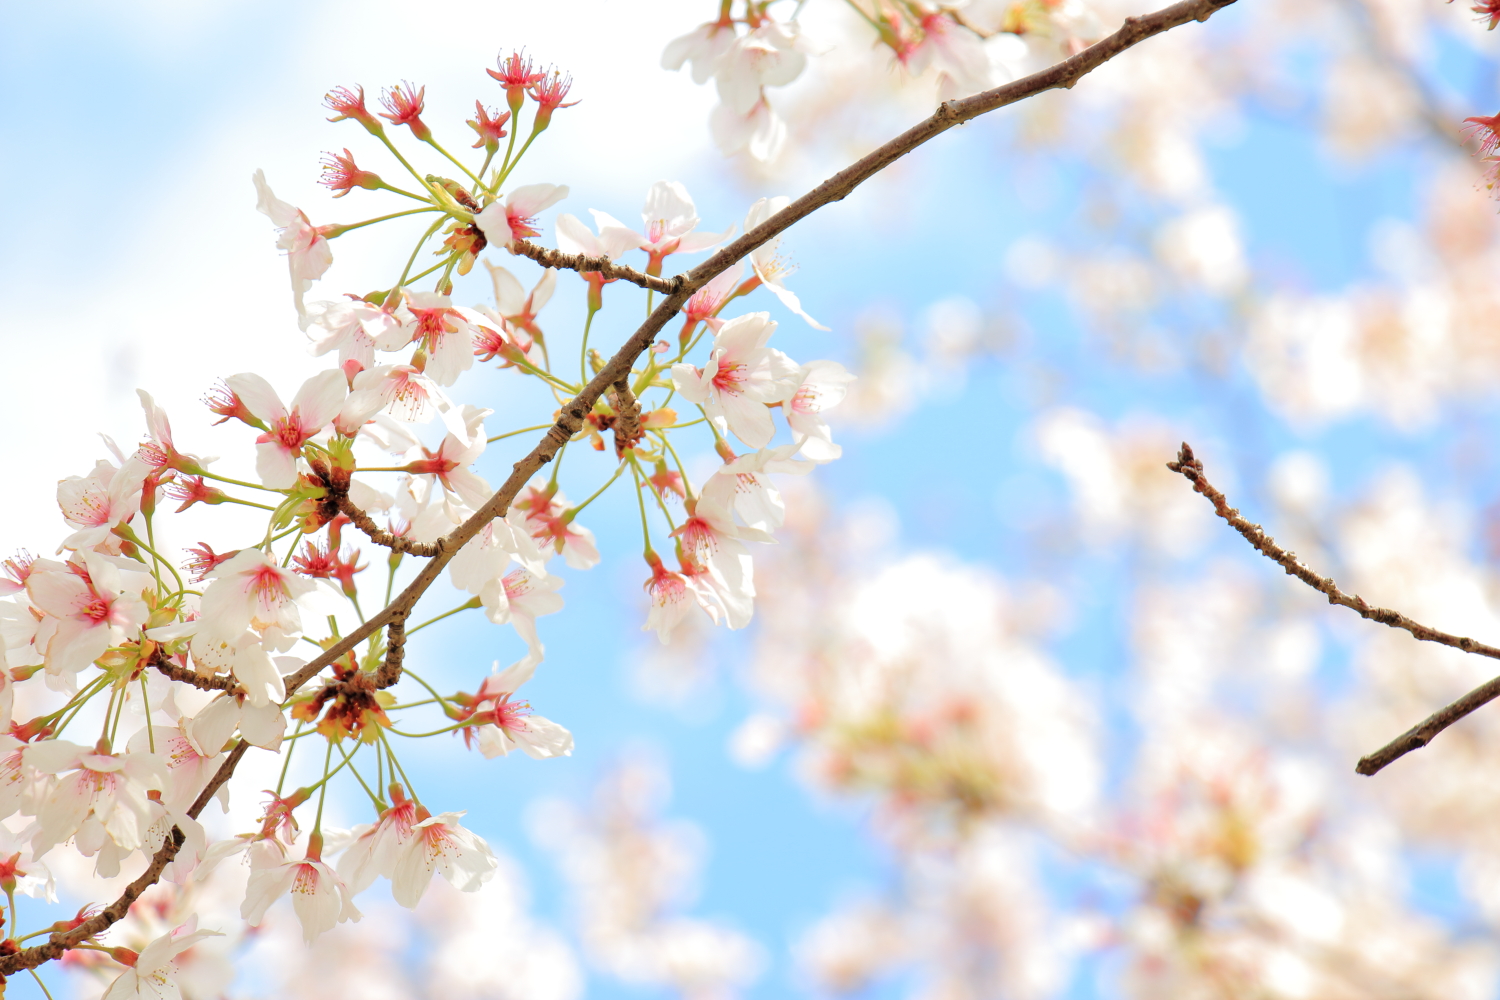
[6,0,1500,997]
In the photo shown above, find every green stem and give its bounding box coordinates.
[336,206,442,234]
[399,667,457,712]
[311,740,335,836]
[375,132,442,196]
[387,722,473,738]
[579,307,599,384]
[378,729,420,802]
[409,599,482,635]
[28,968,56,1000]
[197,470,277,493]
[496,126,545,188]
[337,743,385,810]
[393,218,447,293]
[657,431,697,502]
[487,423,555,444]
[566,461,628,518]
[631,460,656,557]
[423,137,483,185]
[140,675,155,752]
[276,722,305,795]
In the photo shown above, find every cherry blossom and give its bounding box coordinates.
[514,484,601,570]
[27,741,169,856]
[671,492,763,630]
[682,261,745,336]
[56,456,150,553]
[303,298,398,365]
[102,923,224,1000]
[27,552,149,681]
[670,312,799,448]
[555,210,645,262]
[642,557,699,645]
[404,403,494,509]
[242,841,362,944]
[344,364,449,426]
[127,726,226,815]
[485,261,556,351]
[338,791,419,894]
[225,370,347,489]
[199,548,317,640]
[701,443,813,532]
[474,183,570,247]
[253,169,334,317]
[715,20,808,116]
[711,94,788,162]
[744,197,828,329]
[783,360,856,461]
[479,566,564,670]
[661,18,738,84]
[467,659,574,760]
[390,811,497,906]
[637,181,732,267]
[387,292,477,387]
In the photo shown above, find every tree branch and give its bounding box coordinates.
[334,492,440,558]
[1166,442,1500,775]
[509,240,680,293]
[0,2,1241,976]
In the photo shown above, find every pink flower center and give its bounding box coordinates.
[270,413,311,451]
[80,596,111,623]
[712,361,747,394]
[494,696,532,732]
[792,384,822,414]
[248,565,288,611]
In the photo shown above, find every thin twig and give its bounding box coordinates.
[0,2,1240,976]
[510,240,681,293]
[334,492,440,557]
[1166,442,1500,776]
[148,647,240,694]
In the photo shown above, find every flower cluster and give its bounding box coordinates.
[0,47,853,995]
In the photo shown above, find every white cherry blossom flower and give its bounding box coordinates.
[56,456,151,553]
[715,21,808,115]
[672,492,765,630]
[474,183,570,247]
[253,169,333,318]
[555,212,643,261]
[638,181,733,261]
[338,791,419,894]
[478,567,564,670]
[242,841,361,944]
[185,692,286,756]
[225,370,347,489]
[27,741,169,855]
[744,197,828,329]
[471,659,573,760]
[302,298,398,365]
[683,261,745,335]
[128,725,225,815]
[711,97,788,162]
[103,923,223,1000]
[199,548,316,641]
[670,312,799,448]
[405,403,494,510]
[644,558,709,644]
[342,364,450,428]
[390,811,497,906]
[783,360,856,461]
[27,552,149,681]
[662,19,738,83]
[383,292,477,387]
[702,443,813,532]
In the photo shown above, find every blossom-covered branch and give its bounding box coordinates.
[1166,442,1500,775]
[0,1,1244,986]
